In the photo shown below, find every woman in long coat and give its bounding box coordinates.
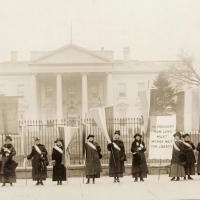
[131,133,148,182]
[107,130,126,183]
[196,142,200,175]
[85,134,102,184]
[52,139,66,185]
[0,136,18,186]
[182,134,196,180]
[27,137,48,185]
[169,132,186,181]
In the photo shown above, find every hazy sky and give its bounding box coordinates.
[0,0,200,62]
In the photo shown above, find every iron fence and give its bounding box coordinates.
[0,118,200,168]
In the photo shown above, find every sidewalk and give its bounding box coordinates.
[0,175,200,200]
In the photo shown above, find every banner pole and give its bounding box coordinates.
[158,158,162,181]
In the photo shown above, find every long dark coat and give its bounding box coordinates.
[169,140,186,177]
[27,144,48,180]
[196,143,200,174]
[85,142,102,178]
[107,140,126,177]
[131,140,148,178]
[52,146,66,181]
[0,144,18,183]
[183,141,196,175]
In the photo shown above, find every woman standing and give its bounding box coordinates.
[107,130,126,183]
[85,134,102,184]
[52,139,66,185]
[0,136,18,186]
[169,132,186,181]
[131,133,148,182]
[182,134,196,180]
[196,141,200,175]
[27,137,48,185]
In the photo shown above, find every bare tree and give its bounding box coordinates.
[168,55,200,86]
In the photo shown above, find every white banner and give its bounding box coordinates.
[88,107,111,143]
[148,115,176,159]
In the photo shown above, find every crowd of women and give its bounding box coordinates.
[0,130,200,186]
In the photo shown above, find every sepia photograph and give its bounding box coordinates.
[0,0,200,199]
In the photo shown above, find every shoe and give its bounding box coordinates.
[60,181,62,185]
[10,182,13,186]
[140,178,144,182]
[170,177,175,181]
[40,181,44,185]
[117,178,120,183]
[114,177,116,183]
[36,182,40,186]
[134,178,138,182]
[85,179,90,184]
[92,179,95,184]
[188,176,193,180]
[176,177,180,181]
[184,176,186,180]
[2,183,5,187]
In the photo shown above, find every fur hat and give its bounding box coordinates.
[173,131,182,138]
[134,133,142,139]
[182,133,190,138]
[114,130,120,136]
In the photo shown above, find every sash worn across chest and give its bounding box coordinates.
[173,141,181,151]
[34,145,42,155]
[53,146,64,154]
[182,141,192,149]
[112,142,121,151]
[86,142,97,151]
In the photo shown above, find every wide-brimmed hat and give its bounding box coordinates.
[114,130,120,136]
[5,136,12,141]
[87,134,95,140]
[134,133,142,138]
[173,131,182,138]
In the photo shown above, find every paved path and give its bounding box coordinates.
[0,175,200,200]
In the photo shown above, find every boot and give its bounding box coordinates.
[114,177,116,183]
[92,178,95,184]
[176,177,180,181]
[10,182,13,186]
[183,176,186,180]
[140,177,144,182]
[116,177,120,183]
[170,177,175,181]
[2,183,5,187]
[134,177,138,182]
[57,181,60,185]
[36,180,40,186]
[40,180,44,185]
[188,175,193,180]
[86,178,90,184]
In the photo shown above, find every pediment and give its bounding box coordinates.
[31,44,111,64]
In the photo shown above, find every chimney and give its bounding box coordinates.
[123,47,130,60]
[10,51,18,62]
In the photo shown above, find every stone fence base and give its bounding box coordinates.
[16,164,171,179]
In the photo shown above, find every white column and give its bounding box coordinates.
[56,74,63,122]
[82,73,88,118]
[105,73,114,106]
[30,74,39,119]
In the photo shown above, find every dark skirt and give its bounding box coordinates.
[53,164,66,181]
[169,164,185,177]
[184,163,195,175]
[32,160,47,181]
[0,159,18,183]
[131,153,148,178]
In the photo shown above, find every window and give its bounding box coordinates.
[118,83,126,97]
